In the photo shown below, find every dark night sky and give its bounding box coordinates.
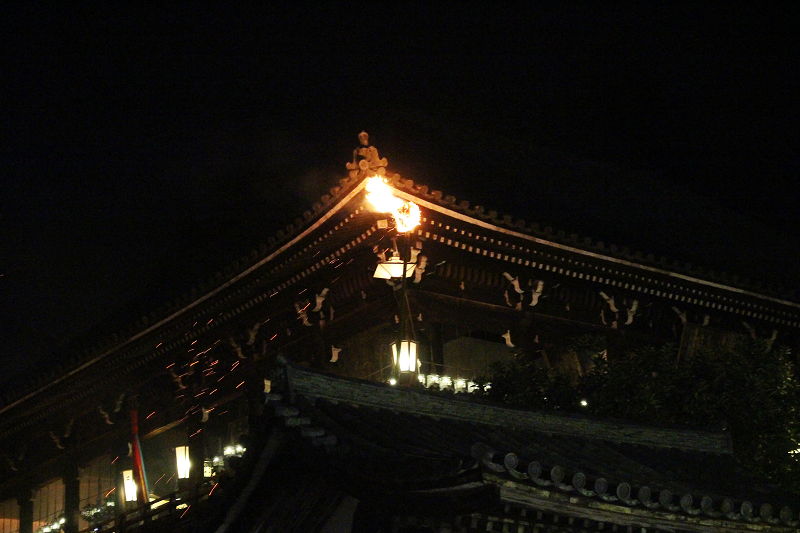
[2,4,799,379]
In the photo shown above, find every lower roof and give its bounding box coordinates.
[272,362,799,528]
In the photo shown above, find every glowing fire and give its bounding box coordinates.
[365,176,420,233]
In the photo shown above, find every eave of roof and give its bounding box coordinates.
[283,363,731,454]
[276,362,800,529]
[389,176,800,310]
[4,151,797,421]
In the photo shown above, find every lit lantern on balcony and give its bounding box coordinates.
[175,446,191,479]
[391,339,418,374]
[122,470,137,502]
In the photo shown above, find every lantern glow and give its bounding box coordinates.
[391,340,418,373]
[122,470,137,502]
[365,177,420,233]
[373,256,416,279]
[175,446,190,479]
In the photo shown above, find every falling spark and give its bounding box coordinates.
[207,319,214,325]
[231,361,239,371]
[270,334,277,341]
[105,487,116,497]
[236,381,244,389]
[167,474,175,484]
[180,505,191,519]
[111,456,119,464]
[146,411,156,419]
[210,389,217,395]
[156,343,163,348]
[209,483,219,496]
[191,340,197,345]
[190,429,202,438]
[166,363,175,369]
[154,473,166,485]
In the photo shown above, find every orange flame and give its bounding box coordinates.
[365,177,420,233]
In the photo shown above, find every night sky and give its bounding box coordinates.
[2,4,799,380]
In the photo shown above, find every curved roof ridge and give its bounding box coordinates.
[387,174,798,306]
[0,172,368,414]
[283,362,732,455]
[3,137,796,412]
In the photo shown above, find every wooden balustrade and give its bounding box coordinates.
[77,478,217,533]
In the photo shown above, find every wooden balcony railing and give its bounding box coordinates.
[78,478,217,533]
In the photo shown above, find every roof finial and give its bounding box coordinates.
[346,131,388,178]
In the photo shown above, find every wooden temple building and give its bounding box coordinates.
[0,134,799,533]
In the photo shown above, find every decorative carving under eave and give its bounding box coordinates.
[413,255,427,283]
[346,131,388,178]
[4,444,25,473]
[501,272,545,309]
[624,300,639,325]
[48,418,74,450]
[98,393,126,424]
[330,346,341,363]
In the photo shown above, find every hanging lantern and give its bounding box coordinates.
[122,470,137,502]
[175,446,191,479]
[391,340,418,374]
[373,255,416,279]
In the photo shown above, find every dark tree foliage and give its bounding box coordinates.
[479,335,800,492]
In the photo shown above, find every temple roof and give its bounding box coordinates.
[3,153,799,422]
[3,138,800,514]
[265,361,800,529]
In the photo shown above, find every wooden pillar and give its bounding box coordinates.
[246,371,266,443]
[429,321,444,372]
[188,424,206,486]
[16,488,33,533]
[63,462,80,533]
[517,316,534,361]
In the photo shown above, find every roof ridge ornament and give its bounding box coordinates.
[346,131,388,178]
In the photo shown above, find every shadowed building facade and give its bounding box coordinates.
[0,135,798,533]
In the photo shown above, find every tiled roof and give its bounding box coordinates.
[270,362,800,529]
[3,136,799,499]
[6,134,797,411]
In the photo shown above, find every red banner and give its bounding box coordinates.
[130,410,150,504]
